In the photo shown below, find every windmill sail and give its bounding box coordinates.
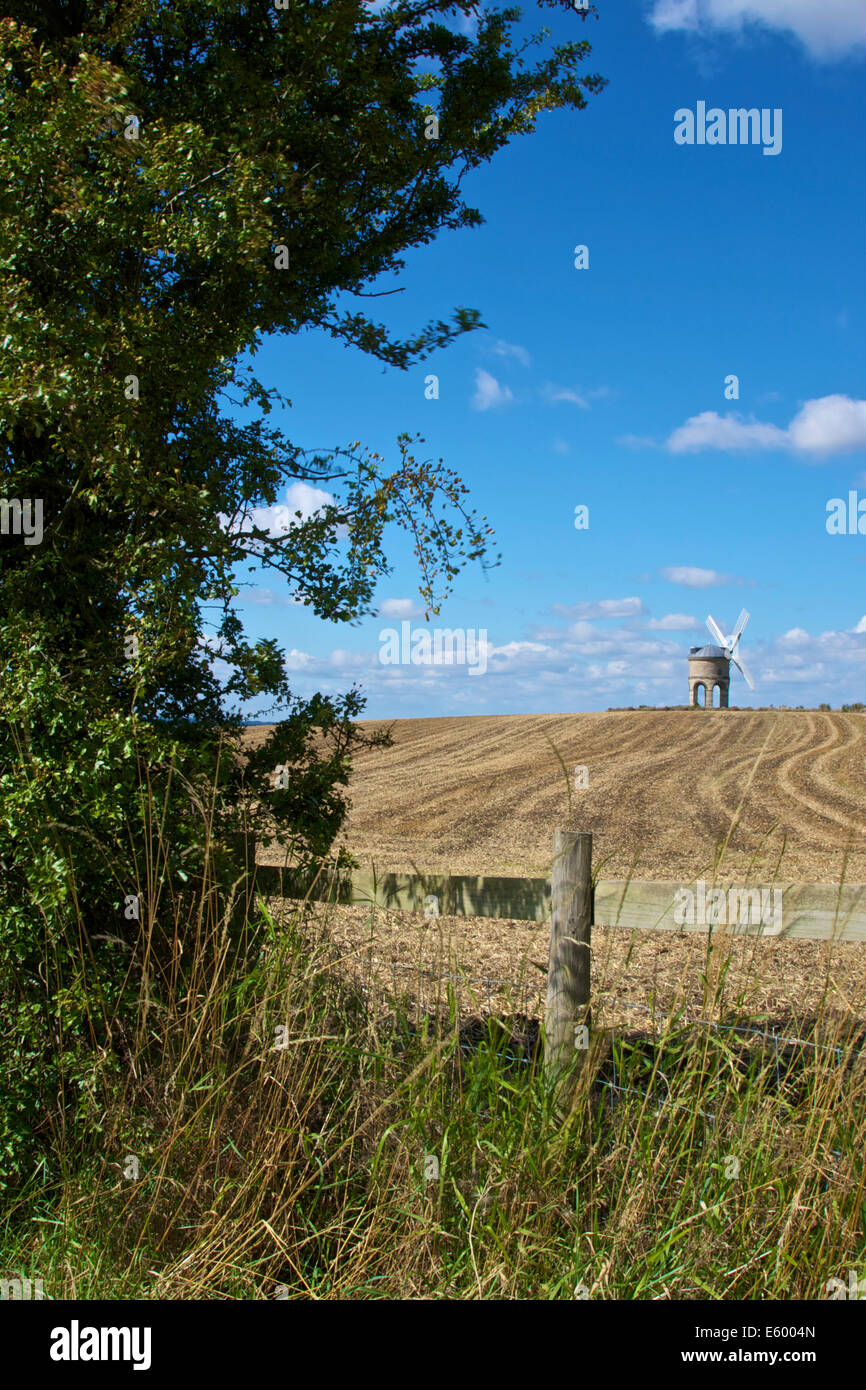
[705,612,754,689]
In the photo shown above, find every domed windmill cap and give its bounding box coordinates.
[689,643,729,659]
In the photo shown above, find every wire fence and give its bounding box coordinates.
[338,951,540,1017]
[322,946,863,1138]
[327,948,863,1054]
[333,948,857,1050]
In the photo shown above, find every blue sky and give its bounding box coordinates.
[223,0,866,718]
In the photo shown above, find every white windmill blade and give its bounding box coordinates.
[705,614,728,649]
[729,609,750,648]
[732,655,755,690]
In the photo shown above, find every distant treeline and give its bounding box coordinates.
[607,704,866,713]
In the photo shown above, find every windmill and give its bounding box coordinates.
[688,610,755,708]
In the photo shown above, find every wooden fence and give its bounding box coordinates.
[238,829,865,1100]
[240,839,866,944]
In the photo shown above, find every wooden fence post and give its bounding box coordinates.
[545,829,592,1098]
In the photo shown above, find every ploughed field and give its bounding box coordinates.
[244,711,866,1025]
[245,709,866,884]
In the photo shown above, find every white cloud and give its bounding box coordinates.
[489,338,531,367]
[543,384,590,409]
[283,649,313,670]
[659,566,737,588]
[221,481,338,539]
[487,640,551,667]
[760,665,815,685]
[378,597,425,619]
[648,0,866,60]
[666,398,866,457]
[616,433,658,449]
[329,648,372,669]
[246,608,866,715]
[229,534,866,707]
[553,438,571,455]
[666,411,788,453]
[787,395,866,456]
[281,481,337,522]
[542,384,612,410]
[647,613,700,630]
[238,586,301,607]
[552,597,646,619]
[472,368,513,411]
[566,620,599,642]
[760,622,866,687]
[241,587,277,605]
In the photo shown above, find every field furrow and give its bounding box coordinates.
[246,711,866,883]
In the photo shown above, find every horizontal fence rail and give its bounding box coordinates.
[242,855,866,943]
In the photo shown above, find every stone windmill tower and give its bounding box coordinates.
[688,611,754,708]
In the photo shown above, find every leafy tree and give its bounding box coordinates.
[0,0,605,1184]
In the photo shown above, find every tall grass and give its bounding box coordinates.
[2,839,865,1300]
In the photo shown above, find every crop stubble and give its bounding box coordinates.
[245,712,866,1022]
